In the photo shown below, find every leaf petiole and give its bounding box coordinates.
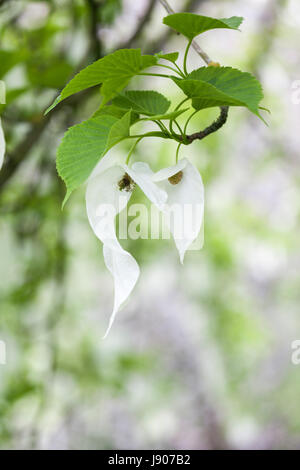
[184,109,200,134]
[183,39,193,76]
[153,120,171,136]
[137,72,174,79]
[126,137,143,164]
[156,63,185,78]
[175,142,182,163]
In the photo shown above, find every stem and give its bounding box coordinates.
[126,137,143,164]
[138,72,172,79]
[168,119,183,143]
[173,119,184,139]
[158,0,230,143]
[175,142,182,163]
[157,63,184,77]
[127,131,172,139]
[153,120,166,133]
[173,61,186,78]
[183,39,192,76]
[158,0,213,65]
[184,109,199,135]
[185,106,229,143]
[158,0,174,14]
[174,97,189,111]
[168,97,190,140]
[154,120,170,135]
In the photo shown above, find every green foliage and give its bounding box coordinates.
[93,104,139,124]
[1,0,297,451]
[163,13,243,40]
[43,11,266,203]
[155,51,179,63]
[45,49,157,113]
[112,90,170,116]
[173,67,264,118]
[57,111,132,205]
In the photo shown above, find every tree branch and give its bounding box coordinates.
[185,106,229,143]
[158,0,212,64]
[118,0,156,49]
[158,0,229,142]
[86,0,102,59]
[0,90,90,196]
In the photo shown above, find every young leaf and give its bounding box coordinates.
[172,67,264,119]
[93,104,139,124]
[57,111,132,205]
[155,52,179,64]
[100,76,140,106]
[106,110,132,150]
[163,13,243,40]
[45,49,157,114]
[112,90,170,116]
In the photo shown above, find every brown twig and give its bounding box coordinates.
[186,106,229,143]
[86,0,102,59]
[118,0,156,49]
[158,0,212,64]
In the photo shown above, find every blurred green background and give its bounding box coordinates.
[1,0,300,450]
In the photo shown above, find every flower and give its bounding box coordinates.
[152,158,204,263]
[86,153,204,336]
[0,81,5,170]
[0,118,5,171]
[86,153,167,337]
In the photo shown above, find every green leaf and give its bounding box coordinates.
[172,67,264,119]
[112,90,170,116]
[155,51,179,63]
[106,110,132,150]
[140,108,189,121]
[99,77,130,105]
[57,111,132,205]
[93,104,139,124]
[163,13,243,40]
[45,49,157,114]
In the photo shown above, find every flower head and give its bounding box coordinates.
[86,154,167,337]
[0,81,6,170]
[153,158,204,263]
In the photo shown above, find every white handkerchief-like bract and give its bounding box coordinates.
[0,80,6,170]
[153,158,204,263]
[86,155,167,337]
[0,118,5,171]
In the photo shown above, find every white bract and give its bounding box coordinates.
[0,81,6,170]
[0,119,5,171]
[86,153,204,337]
[86,154,167,338]
[152,158,205,263]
